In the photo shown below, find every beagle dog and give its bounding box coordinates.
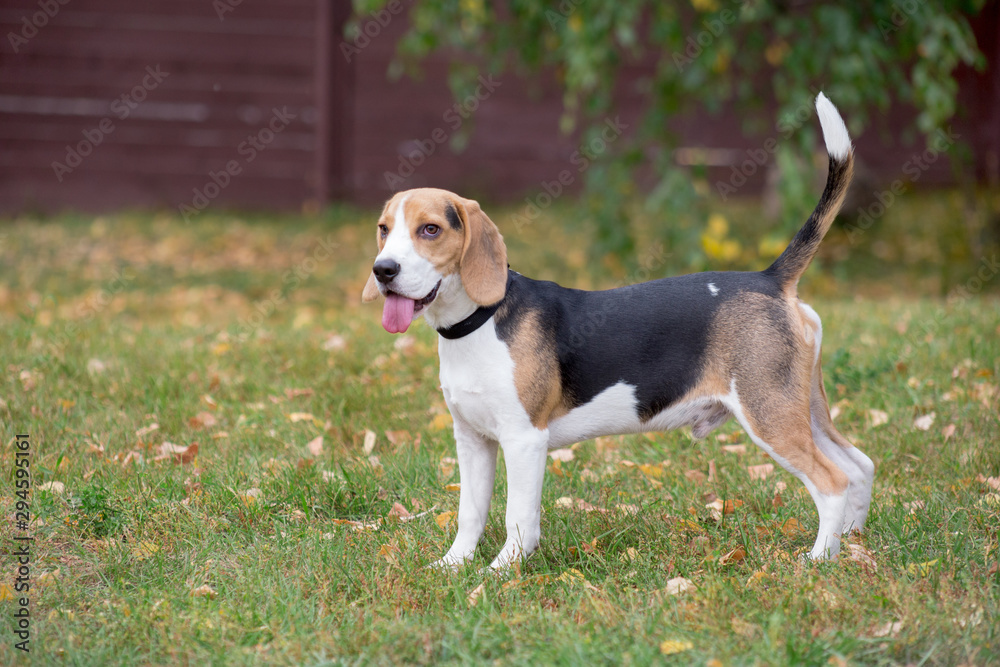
[363,93,874,569]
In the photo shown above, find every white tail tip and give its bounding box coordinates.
[815,92,852,161]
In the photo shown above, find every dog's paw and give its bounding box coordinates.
[427,552,472,572]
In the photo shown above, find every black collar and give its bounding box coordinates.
[436,272,514,340]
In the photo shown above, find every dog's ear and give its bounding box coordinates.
[456,197,507,305]
[362,272,380,303]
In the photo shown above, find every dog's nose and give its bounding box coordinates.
[372,258,401,284]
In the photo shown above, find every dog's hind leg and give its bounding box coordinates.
[799,304,875,535]
[723,379,850,560]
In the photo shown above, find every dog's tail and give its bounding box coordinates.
[765,92,854,292]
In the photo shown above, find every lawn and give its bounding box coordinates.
[1,192,998,665]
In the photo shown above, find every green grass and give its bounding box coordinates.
[1,192,998,665]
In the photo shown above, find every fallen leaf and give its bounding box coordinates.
[844,543,877,571]
[780,517,808,538]
[549,448,575,462]
[120,450,144,467]
[942,423,956,441]
[431,413,453,431]
[322,334,347,351]
[438,457,457,479]
[387,502,412,520]
[242,487,263,505]
[284,387,315,399]
[131,540,159,561]
[659,639,694,655]
[445,483,461,492]
[913,413,935,431]
[288,412,316,423]
[722,444,746,455]
[385,430,411,445]
[718,547,746,566]
[685,470,707,483]
[189,411,217,429]
[39,481,65,494]
[362,429,377,455]
[975,474,1000,491]
[870,620,903,638]
[86,441,105,456]
[467,581,486,607]
[435,511,456,530]
[664,577,695,595]
[306,436,324,457]
[868,409,889,428]
[906,559,939,577]
[638,463,664,479]
[0,584,14,601]
[708,460,717,482]
[135,423,159,438]
[748,464,774,481]
[192,585,217,599]
[903,500,925,514]
[153,442,198,464]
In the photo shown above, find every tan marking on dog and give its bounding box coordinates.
[401,191,466,275]
[500,306,567,429]
[685,291,848,496]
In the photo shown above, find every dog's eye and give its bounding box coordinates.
[378,224,388,239]
[421,224,441,238]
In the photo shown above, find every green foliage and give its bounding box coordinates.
[360,0,987,265]
[67,483,126,538]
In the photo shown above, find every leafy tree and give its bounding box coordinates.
[350,0,986,270]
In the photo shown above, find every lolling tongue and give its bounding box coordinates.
[382,293,416,333]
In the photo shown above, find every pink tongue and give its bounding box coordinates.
[382,293,416,333]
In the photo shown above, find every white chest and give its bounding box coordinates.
[438,322,534,441]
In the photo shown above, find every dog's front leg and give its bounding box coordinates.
[488,429,549,571]
[431,417,498,569]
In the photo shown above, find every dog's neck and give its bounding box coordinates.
[422,274,479,331]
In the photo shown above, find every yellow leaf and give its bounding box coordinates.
[638,463,663,479]
[781,517,808,538]
[192,584,217,599]
[288,412,316,423]
[132,541,159,561]
[211,342,230,356]
[431,413,453,431]
[906,559,939,577]
[746,570,770,587]
[438,457,457,479]
[435,511,456,530]
[660,639,694,655]
[0,584,15,601]
[445,483,461,492]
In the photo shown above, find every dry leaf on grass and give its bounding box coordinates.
[435,511,456,530]
[322,334,347,351]
[780,517,808,538]
[870,620,903,638]
[438,457,457,479]
[684,470,707,483]
[868,409,889,428]
[153,442,198,464]
[659,639,694,655]
[385,430,411,445]
[976,474,1000,491]
[844,543,877,571]
[39,481,65,494]
[306,436,324,457]
[362,429,377,455]
[288,412,316,423]
[444,483,461,492]
[548,448,575,462]
[663,577,695,595]
[430,413,453,431]
[284,387,315,399]
[718,547,746,566]
[467,581,486,607]
[189,411,217,429]
[192,585,217,599]
[135,423,159,438]
[913,413,935,431]
[387,502,412,520]
[748,464,774,481]
[906,559,939,577]
[722,444,746,455]
[942,423,957,441]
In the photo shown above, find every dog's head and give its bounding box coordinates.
[362,188,508,333]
